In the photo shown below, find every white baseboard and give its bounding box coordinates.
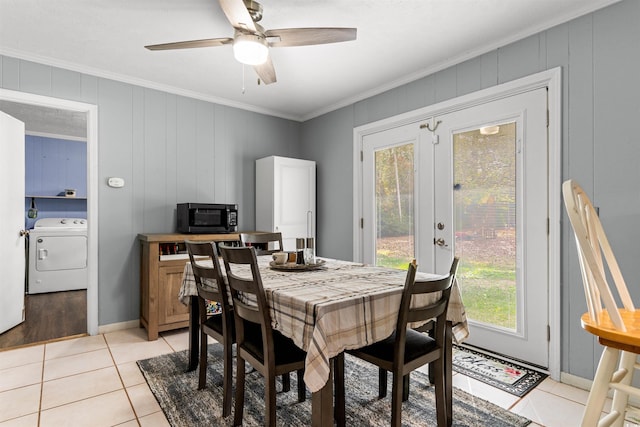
[559,372,592,392]
[561,371,640,408]
[97,320,140,335]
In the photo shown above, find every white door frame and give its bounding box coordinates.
[0,88,99,336]
[353,67,561,380]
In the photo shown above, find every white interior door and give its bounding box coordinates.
[0,111,26,334]
[433,88,549,367]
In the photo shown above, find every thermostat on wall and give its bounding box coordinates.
[107,177,125,188]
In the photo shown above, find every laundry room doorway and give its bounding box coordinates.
[0,88,98,349]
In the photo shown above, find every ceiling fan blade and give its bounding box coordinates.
[145,38,233,51]
[219,0,257,32]
[265,28,357,47]
[253,54,276,85]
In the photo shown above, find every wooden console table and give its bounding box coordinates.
[138,232,240,340]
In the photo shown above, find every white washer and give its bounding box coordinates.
[27,218,88,294]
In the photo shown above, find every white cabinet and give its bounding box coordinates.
[256,156,316,252]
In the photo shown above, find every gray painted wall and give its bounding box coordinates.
[2,0,639,381]
[300,0,640,379]
[0,56,301,326]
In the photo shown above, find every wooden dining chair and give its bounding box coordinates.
[347,258,459,427]
[239,232,284,255]
[185,240,234,418]
[218,245,307,427]
[563,179,640,426]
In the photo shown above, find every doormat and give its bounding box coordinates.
[452,345,547,397]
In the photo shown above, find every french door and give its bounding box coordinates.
[361,87,549,368]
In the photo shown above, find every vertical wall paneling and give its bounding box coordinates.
[592,0,640,299]
[479,51,499,89]
[19,60,52,96]
[433,68,456,102]
[213,104,226,204]
[165,94,178,230]
[80,74,99,105]
[195,100,215,203]
[497,35,543,84]
[397,77,429,116]
[97,79,135,325]
[456,56,483,97]
[567,15,597,378]
[143,88,168,232]
[300,106,355,259]
[1,56,19,90]
[52,68,82,101]
[175,96,198,204]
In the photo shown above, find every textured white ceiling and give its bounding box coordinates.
[0,0,621,122]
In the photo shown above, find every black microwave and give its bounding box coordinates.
[176,203,238,234]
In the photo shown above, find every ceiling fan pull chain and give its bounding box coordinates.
[242,64,246,94]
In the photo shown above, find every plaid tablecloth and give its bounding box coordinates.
[179,256,469,393]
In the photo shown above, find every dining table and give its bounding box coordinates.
[178,255,469,427]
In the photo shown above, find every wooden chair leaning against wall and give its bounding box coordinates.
[239,232,284,255]
[219,245,307,427]
[185,240,234,418]
[347,257,459,427]
[563,179,640,426]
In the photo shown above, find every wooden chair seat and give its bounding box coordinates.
[355,329,439,365]
[581,311,640,354]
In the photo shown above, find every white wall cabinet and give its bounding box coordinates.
[256,156,316,252]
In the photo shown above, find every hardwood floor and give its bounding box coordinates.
[0,290,87,349]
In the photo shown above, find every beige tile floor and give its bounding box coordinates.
[0,327,635,427]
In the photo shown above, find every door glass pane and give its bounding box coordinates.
[374,144,414,268]
[453,123,517,330]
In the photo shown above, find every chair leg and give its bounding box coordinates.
[265,371,277,427]
[221,338,233,418]
[432,358,447,427]
[233,356,246,427]
[391,371,404,427]
[610,350,637,427]
[198,331,207,390]
[296,369,306,402]
[402,373,410,401]
[282,373,291,392]
[379,368,387,398]
[582,346,620,426]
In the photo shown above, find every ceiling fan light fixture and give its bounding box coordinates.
[233,34,268,65]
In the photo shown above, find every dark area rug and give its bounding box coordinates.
[453,345,547,397]
[138,344,531,426]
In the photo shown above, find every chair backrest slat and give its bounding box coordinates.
[395,258,458,350]
[219,245,276,362]
[562,179,634,332]
[239,232,284,255]
[185,240,233,324]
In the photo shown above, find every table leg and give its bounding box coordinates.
[312,358,336,427]
[334,354,345,427]
[187,295,199,372]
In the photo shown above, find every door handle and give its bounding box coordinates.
[434,238,448,247]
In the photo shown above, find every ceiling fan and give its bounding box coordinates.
[145,0,357,85]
